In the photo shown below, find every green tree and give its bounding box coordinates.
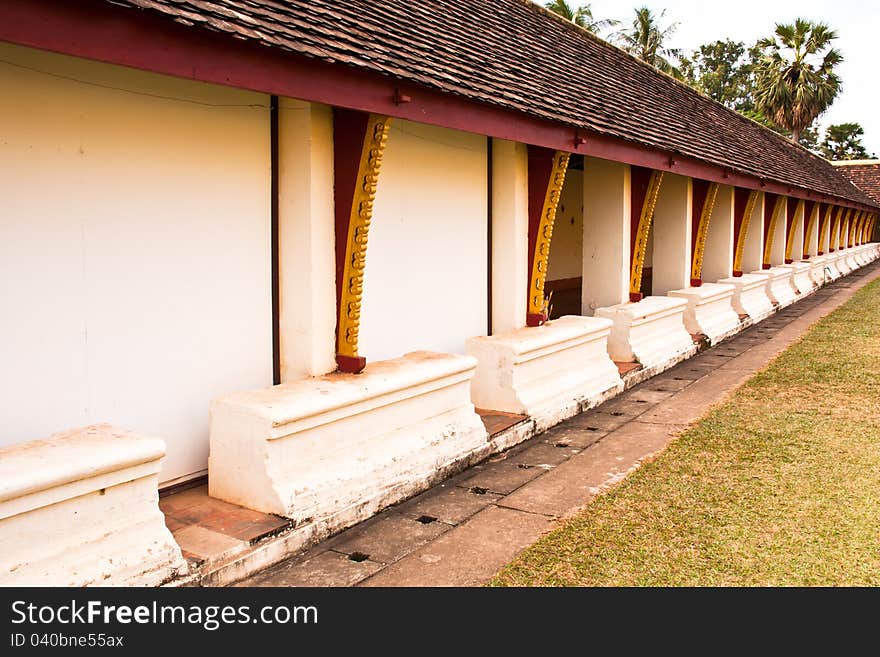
[753,18,843,143]
[613,7,683,78]
[798,123,821,153]
[740,110,822,152]
[544,1,618,34]
[819,123,871,160]
[682,40,754,111]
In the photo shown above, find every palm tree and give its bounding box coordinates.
[544,0,619,34]
[613,7,682,78]
[753,19,842,143]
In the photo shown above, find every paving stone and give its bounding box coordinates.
[163,515,187,533]
[359,506,554,587]
[158,484,209,514]
[717,343,789,372]
[541,423,609,448]
[597,397,651,417]
[512,439,581,467]
[239,550,382,587]
[162,495,291,543]
[690,353,735,367]
[331,513,451,565]
[172,525,246,560]
[619,387,675,404]
[637,367,755,426]
[456,460,546,495]
[710,342,752,357]
[394,484,501,525]
[499,422,678,517]
[567,410,631,432]
[644,377,693,393]
[667,364,716,380]
[476,408,529,437]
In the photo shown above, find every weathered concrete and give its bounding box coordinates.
[717,273,774,324]
[467,315,622,432]
[0,424,187,586]
[756,266,798,307]
[209,351,488,524]
[498,422,676,517]
[668,282,741,344]
[596,296,696,369]
[359,506,554,587]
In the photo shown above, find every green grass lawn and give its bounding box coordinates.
[490,278,880,586]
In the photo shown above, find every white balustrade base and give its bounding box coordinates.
[0,425,187,586]
[467,315,623,432]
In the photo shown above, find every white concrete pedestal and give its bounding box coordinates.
[779,261,815,296]
[467,315,623,431]
[809,255,836,286]
[824,253,844,279]
[595,296,696,373]
[717,273,774,324]
[843,249,860,271]
[209,352,488,528]
[754,267,797,307]
[835,251,854,275]
[667,282,741,344]
[0,425,187,586]
[855,245,870,266]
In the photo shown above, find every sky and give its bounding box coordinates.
[573,0,880,157]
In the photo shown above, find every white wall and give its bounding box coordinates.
[788,201,805,261]
[770,197,788,265]
[360,120,488,361]
[651,173,692,295]
[490,140,528,335]
[547,169,584,281]
[0,44,273,485]
[742,192,765,273]
[702,185,734,282]
[582,158,630,313]
[806,204,820,257]
[277,99,337,380]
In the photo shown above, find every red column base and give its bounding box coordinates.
[526,312,547,327]
[817,251,824,256]
[689,278,702,287]
[732,270,743,277]
[784,258,793,264]
[829,248,835,253]
[629,292,643,303]
[336,353,366,374]
[761,264,771,270]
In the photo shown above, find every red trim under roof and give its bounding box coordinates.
[0,0,875,212]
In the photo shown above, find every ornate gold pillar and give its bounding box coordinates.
[333,111,392,373]
[526,147,570,326]
[689,180,719,286]
[628,167,664,301]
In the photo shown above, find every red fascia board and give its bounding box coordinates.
[1,0,876,213]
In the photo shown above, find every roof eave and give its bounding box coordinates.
[1,0,877,211]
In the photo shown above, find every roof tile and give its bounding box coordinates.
[835,162,880,205]
[100,0,875,206]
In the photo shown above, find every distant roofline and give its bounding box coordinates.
[831,160,880,167]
